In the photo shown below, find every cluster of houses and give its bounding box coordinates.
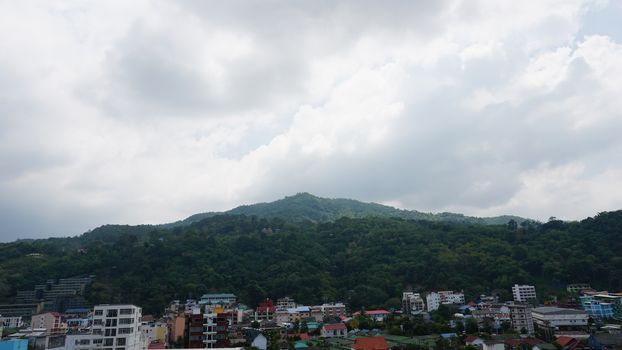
[1,283,622,350]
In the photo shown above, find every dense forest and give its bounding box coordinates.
[0,204,621,315]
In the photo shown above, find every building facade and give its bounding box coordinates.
[512,284,537,302]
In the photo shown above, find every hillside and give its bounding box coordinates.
[163,192,529,228]
[0,210,620,315]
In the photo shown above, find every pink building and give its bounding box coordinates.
[30,312,63,335]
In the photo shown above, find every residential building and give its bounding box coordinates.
[199,294,237,306]
[531,307,589,341]
[0,303,44,319]
[512,284,537,302]
[141,322,167,345]
[249,333,267,350]
[464,335,484,347]
[30,312,63,336]
[583,299,615,320]
[351,337,389,350]
[0,316,24,329]
[255,299,276,321]
[90,304,146,350]
[0,339,28,350]
[508,303,534,335]
[16,276,93,313]
[472,304,511,328]
[185,313,204,348]
[425,291,465,312]
[166,314,185,346]
[566,284,591,294]
[276,298,296,310]
[320,323,346,338]
[402,293,425,315]
[352,310,390,322]
[320,303,346,319]
[283,307,310,323]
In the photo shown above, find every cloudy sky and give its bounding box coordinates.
[1,1,621,241]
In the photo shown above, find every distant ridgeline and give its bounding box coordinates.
[0,193,620,315]
[162,192,530,228]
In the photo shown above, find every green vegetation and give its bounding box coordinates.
[162,193,529,227]
[0,207,621,315]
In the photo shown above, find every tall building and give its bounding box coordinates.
[16,276,93,312]
[512,284,537,302]
[91,304,145,350]
[402,292,425,315]
[507,303,534,335]
[425,291,465,312]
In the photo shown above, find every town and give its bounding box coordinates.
[0,277,621,350]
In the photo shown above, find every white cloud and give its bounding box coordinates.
[0,0,621,240]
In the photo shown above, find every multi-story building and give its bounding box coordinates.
[276,298,296,310]
[566,284,591,294]
[425,291,465,312]
[184,313,205,348]
[0,303,44,319]
[402,292,425,315]
[507,303,534,335]
[579,292,622,319]
[16,276,93,312]
[512,284,537,303]
[90,304,145,350]
[0,316,24,329]
[320,303,346,319]
[254,299,276,321]
[31,312,63,336]
[531,307,589,341]
[202,310,229,348]
[199,294,236,307]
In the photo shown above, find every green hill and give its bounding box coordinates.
[1,209,620,315]
[163,192,529,228]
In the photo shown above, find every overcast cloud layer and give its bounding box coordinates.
[1,0,621,241]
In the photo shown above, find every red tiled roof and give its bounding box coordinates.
[352,310,390,316]
[323,323,346,331]
[257,306,276,313]
[555,336,574,346]
[300,333,310,340]
[352,337,389,350]
[465,335,479,344]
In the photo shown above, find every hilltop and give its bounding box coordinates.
[163,192,529,228]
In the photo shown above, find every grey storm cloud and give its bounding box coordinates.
[0,0,621,241]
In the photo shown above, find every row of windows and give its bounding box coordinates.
[93,308,136,317]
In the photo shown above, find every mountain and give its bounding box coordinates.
[1,209,621,315]
[163,192,530,228]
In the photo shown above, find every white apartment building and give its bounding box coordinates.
[531,307,589,329]
[426,291,465,312]
[78,304,146,350]
[402,293,425,314]
[512,284,537,302]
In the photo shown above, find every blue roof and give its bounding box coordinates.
[288,306,310,313]
[65,308,91,313]
[440,333,458,339]
[294,341,308,349]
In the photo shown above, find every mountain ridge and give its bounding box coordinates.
[161,192,531,228]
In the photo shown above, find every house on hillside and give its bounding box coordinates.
[321,323,347,338]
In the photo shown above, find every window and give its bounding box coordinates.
[104,339,114,346]
[93,339,103,345]
[119,308,133,315]
[93,329,102,335]
[79,339,90,345]
[94,319,103,325]
[95,310,103,316]
[105,319,117,327]
[116,338,126,346]
[106,309,118,317]
[105,329,117,337]
[119,318,133,325]
[118,328,133,334]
